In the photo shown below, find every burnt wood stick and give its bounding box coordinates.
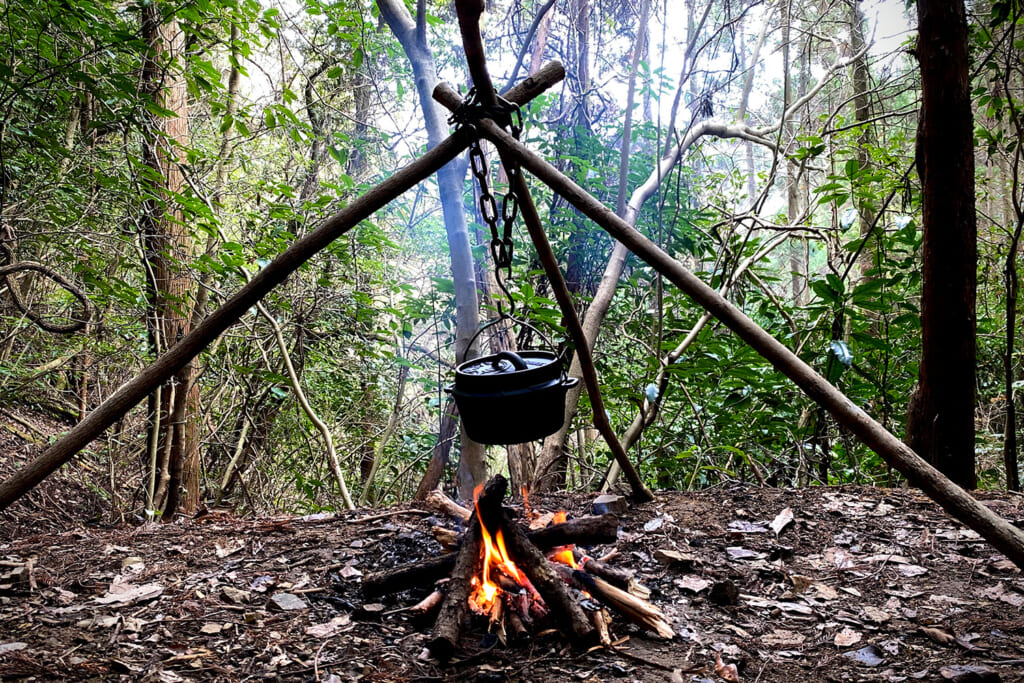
[575,552,633,590]
[499,513,595,645]
[572,569,674,639]
[362,513,618,596]
[427,475,507,661]
[427,515,480,661]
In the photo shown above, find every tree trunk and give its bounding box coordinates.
[377,0,487,501]
[908,0,977,489]
[140,3,200,517]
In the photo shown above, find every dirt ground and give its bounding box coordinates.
[2,482,1024,682]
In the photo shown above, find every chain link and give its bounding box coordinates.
[452,87,524,318]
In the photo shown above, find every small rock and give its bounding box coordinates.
[940,665,1000,682]
[268,593,307,611]
[358,602,386,619]
[222,587,251,604]
[592,494,627,516]
[0,642,28,655]
[200,623,224,634]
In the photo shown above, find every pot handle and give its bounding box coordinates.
[492,350,529,371]
[562,376,580,389]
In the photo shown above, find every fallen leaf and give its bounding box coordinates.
[304,614,352,638]
[981,582,1024,608]
[94,576,163,605]
[728,520,769,533]
[215,540,245,558]
[726,547,766,561]
[199,623,224,634]
[842,644,885,667]
[811,582,839,600]
[761,629,805,647]
[939,664,999,682]
[920,626,957,646]
[674,576,710,593]
[897,564,928,577]
[770,507,794,535]
[824,547,856,570]
[862,606,891,623]
[714,652,740,681]
[834,628,862,647]
[0,642,27,655]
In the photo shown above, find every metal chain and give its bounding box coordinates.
[452,88,524,318]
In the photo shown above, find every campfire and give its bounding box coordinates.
[362,475,673,660]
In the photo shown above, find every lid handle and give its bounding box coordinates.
[492,350,529,371]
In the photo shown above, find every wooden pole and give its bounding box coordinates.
[429,92,1024,569]
[0,63,566,512]
[451,0,653,501]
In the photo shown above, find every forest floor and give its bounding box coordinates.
[2,470,1024,683]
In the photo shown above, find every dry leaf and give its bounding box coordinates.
[714,652,740,682]
[920,626,957,646]
[305,614,352,638]
[834,627,862,647]
[770,507,794,535]
[94,576,163,605]
[862,606,891,623]
[200,623,224,634]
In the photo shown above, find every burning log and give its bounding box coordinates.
[362,513,619,596]
[428,476,507,661]
[499,512,595,645]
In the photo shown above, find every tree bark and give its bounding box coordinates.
[908,0,978,489]
[140,3,200,517]
[377,0,486,501]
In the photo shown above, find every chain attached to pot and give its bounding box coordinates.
[449,87,523,318]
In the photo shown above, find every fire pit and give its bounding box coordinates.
[362,475,673,660]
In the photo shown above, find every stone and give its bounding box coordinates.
[268,593,307,611]
[592,494,628,516]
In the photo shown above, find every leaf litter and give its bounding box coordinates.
[0,485,1023,681]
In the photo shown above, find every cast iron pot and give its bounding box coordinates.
[446,350,580,445]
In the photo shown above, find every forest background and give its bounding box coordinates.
[2,0,1022,520]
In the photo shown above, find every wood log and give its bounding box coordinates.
[426,489,471,522]
[572,569,674,639]
[427,475,507,661]
[362,513,618,596]
[575,552,632,589]
[499,512,595,645]
[431,525,460,550]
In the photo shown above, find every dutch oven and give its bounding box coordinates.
[446,350,579,445]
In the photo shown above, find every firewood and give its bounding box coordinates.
[427,475,507,661]
[362,513,619,596]
[573,570,674,639]
[431,525,460,550]
[507,604,529,642]
[410,589,444,617]
[425,489,471,522]
[499,512,595,645]
[574,552,651,599]
[587,608,612,647]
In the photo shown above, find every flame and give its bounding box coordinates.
[551,546,578,569]
[553,510,568,524]
[469,485,528,614]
